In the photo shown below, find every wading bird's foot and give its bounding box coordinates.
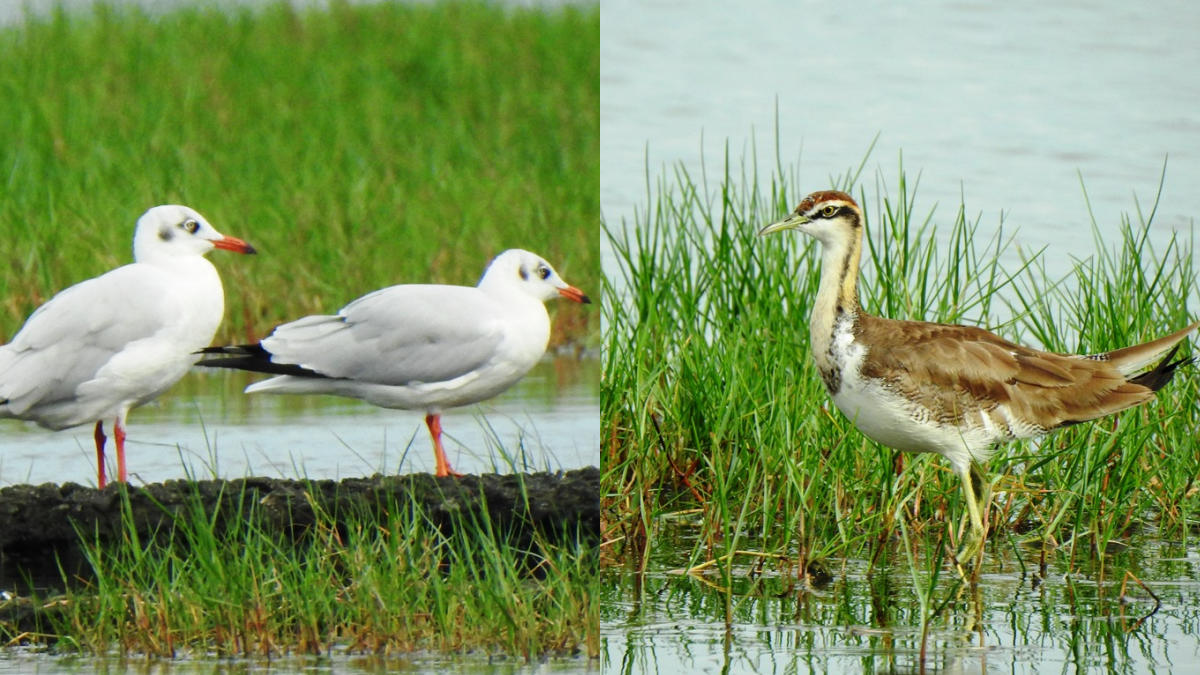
[956,540,981,564]
[952,531,985,579]
[953,552,975,580]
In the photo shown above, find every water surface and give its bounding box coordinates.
[604,523,1200,674]
[602,0,1200,303]
[0,356,599,486]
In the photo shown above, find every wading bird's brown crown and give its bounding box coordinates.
[796,190,858,214]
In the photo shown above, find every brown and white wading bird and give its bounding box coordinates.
[0,206,256,487]
[759,190,1198,567]
[196,249,590,478]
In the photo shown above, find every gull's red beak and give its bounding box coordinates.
[558,285,591,304]
[213,235,257,255]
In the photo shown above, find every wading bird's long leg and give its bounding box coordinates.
[955,461,991,575]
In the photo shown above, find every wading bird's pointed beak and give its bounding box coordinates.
[758,213,810,237]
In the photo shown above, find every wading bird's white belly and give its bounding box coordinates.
[830,371,1001,474]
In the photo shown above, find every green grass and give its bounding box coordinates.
[602,146,1200,579]
[23,481,597,660]
[0,0,598,347]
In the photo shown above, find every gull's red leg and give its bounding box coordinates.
[94,421,107,489]
[426,413,463,478]
[114,416,128,484]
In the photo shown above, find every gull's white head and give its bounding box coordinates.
[132,205,256,263]
[478,249,591,304]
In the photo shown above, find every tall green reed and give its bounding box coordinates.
[603,145,1199,576]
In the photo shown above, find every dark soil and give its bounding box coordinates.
[0,467,599,593]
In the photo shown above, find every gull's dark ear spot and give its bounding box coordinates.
[519,265,529,281]
[159,225,174,242]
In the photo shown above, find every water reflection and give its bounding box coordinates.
[0,357,599,487]
[603,525,1200,674]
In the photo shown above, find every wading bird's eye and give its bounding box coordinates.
[821,205,837,217]
[538,265,551,280]
[182,220,199,234]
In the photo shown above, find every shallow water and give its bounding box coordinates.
[0,356,599,487]
[0,652,597,674]
[603,523,1200,674]
[602,0,1200,313]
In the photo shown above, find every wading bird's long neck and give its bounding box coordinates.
[809,223,863,372]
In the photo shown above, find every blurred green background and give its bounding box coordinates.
[0,1,598,347]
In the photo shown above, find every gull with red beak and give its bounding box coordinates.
[0,205,256,487]
[197,248,590,477]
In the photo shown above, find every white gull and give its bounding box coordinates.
[0,205,256,487]
[197,248,590,477]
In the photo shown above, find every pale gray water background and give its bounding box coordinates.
[603,1,1200,673]
[602,0,1200,317]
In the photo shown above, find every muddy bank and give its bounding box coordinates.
[0,468,599,589]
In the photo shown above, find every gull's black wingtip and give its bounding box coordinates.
[194,344,259,358]
[194,342,331,379]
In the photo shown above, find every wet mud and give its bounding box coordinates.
[0,467,599,593]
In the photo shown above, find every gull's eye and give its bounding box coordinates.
[182,219,200,234]
[537,265,551,280]
[821,205,837,218]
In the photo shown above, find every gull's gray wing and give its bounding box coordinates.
[260,284,505,386]
[0,265,184,416]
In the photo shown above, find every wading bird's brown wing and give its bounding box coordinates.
[856,317,1183,433]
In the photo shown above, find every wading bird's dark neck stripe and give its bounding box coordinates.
[836,223,863,316]
[807,216,864,381]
